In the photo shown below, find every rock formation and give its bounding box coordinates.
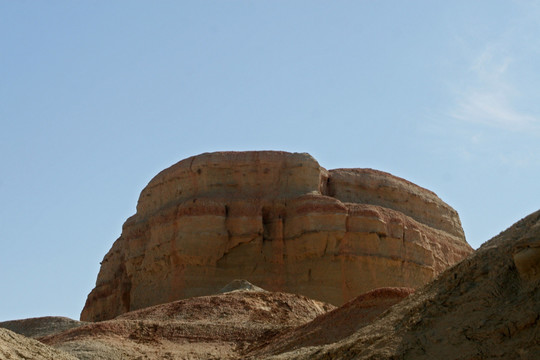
[81,151,472,321]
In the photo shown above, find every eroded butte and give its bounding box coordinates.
[81,151,472,321]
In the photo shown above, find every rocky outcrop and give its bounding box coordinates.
[81,151,472,321]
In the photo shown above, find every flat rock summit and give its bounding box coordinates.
[2,151,539,359]
[81,151,472,321]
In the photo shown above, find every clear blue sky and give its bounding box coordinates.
[1,1,539,322]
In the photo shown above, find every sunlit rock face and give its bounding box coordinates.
[81,151,472,321]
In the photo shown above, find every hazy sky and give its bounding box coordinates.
[1,1,539,321]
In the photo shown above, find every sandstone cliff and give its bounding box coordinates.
[81,151,472,321]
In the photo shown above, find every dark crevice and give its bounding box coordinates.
[262,207,271,241]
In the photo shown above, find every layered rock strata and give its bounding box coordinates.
[81,151,472,321]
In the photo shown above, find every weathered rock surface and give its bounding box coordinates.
[0,327,77,360]
[42,287,334,360]
[81,151,472,321]
[259,209,540,360]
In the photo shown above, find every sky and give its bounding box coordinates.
[1,1,539,322]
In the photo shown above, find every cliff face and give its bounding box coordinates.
[81,151,472,321]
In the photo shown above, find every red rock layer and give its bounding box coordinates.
[81,151,472,321]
